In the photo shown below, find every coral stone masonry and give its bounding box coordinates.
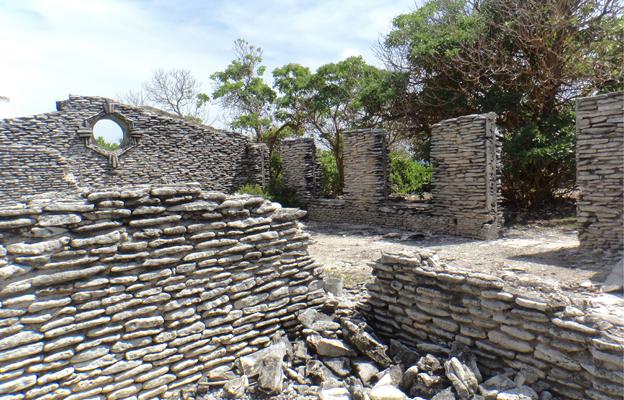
[576,92,624,256]
[366,251,624,400]
[284,114,502,240]
[0,96,269,204]
[0,184,322,399]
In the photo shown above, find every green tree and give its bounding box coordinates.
[96,136,120,151]
[206,39,299,159]
[381,0,623,209]
[273,56,394,193]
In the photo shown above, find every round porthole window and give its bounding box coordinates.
[93,119,124,150]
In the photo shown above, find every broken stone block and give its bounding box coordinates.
[496,386,538,400]
[341,319,392,367]
[399,365,419,391]
[374,365,404,388]
[431,388,457,400]
[258,355,284,394]
[417,353,443,373]
[369,385,408,400]
[306,359,337,384]
[352,359,380,386]
[239,340,287,377]
[322,357,351,378]
[298,308,341,332]
[223,375,248,398]
[320,387,351,400]
[444,357,479,399]
[307,334,356,357]
[479,374,516,399]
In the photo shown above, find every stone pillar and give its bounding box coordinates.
[247,143,270,188]
[576,92,624,255]
[281,138,320,203]
[430,113,501,239]
[342,129,389,205]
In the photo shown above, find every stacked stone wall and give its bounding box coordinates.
[294,114,501,239]
[576,92,624,255]
[0,184,322,399]
[431,113,501,239]
[366,251,624,400]
[281,138,322,201]
[0,145,78,201]
[0,96,268,204]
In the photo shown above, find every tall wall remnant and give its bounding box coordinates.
[576,92,624,255]
[281,138,322,201]
[0,96,269,204]
[431,113,501,239]
[282,113,501,240]
[0,184,322,399]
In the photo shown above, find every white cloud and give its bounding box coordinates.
[0,0,419,123]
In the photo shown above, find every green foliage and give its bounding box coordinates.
[382,0,623,210]
[502,112,576,209]
[206,39,277,141]
[317,150,340,197]
[95,136,120,151]
[389,151,432,195]
[273,56,396,193]
[236,184,271,199]
[237,154,303,208]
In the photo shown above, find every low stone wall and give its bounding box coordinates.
[576,92,623,255]
[0,184,323,399]
[366,251,624,400]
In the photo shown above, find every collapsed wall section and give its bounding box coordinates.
[0,96,269,204]
[0,184,323,399]
[576,92,624,255]
[366,251,624,400]
[290,114,501,239]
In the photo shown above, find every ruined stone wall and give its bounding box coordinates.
[0,145,79,201]
[0,96,268,204]
[576,92,624,255]
[0,184,322,399]
[366,251,624,400]
[291,114,501,239]
[431,113,501,239]
[281,138,322,201]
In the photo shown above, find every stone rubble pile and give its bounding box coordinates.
[185,292,552,400]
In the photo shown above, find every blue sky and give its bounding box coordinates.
[0,0,419,127]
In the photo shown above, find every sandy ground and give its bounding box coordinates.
[305,220,619,292]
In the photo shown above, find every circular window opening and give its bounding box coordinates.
[93,119,124,150]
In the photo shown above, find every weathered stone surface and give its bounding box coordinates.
[0,184,320,400]
[283,113,502,240]
[307,335,357,357]
[369,385,408,400]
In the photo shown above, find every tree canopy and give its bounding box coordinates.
[380,0,623,208]
[211,0,622,209]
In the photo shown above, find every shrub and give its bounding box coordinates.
[389,150,432,195]
[236,184,271,199]
[502,113,576,210]
[317,150,340,197]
